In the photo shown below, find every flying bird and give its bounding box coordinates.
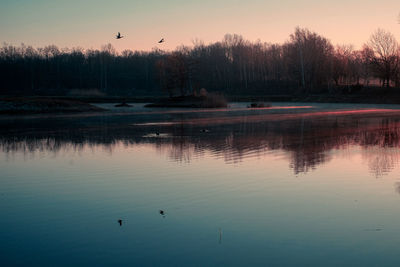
[116,32,124,39]
[158,38,164,43]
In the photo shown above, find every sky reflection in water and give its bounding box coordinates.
[2,104,400,266]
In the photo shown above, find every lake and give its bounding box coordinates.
[2,102,400,266]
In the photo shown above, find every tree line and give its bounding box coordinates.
[1,27,399,97]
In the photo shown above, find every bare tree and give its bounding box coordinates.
[366,29,399,87]
[332,44,354,86]
[288,27,334,92]
[3,28,400,97]
[156,52,188,97]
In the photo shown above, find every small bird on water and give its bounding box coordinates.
[116,32,124,39]
[118,219,122,226]
[159,210,165,215]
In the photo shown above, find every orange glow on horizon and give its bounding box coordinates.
[1,0,399,52]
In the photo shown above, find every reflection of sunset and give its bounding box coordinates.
[4,108,400,267]
[3,109,400,177]
[133,108,400,127]
[131,105,314,117]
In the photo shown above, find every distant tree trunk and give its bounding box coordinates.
[299,45,306,89]
[100,57,103,91]
[57,59,60,90]
[30,60,34,91]
[145,60,149,89]
[104,64,108,93]
[79,65,83,88]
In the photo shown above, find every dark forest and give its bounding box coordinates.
[1,27,399,97]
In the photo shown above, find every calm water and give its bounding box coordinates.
[2,102,400,266]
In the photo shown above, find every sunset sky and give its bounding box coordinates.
[1,0,399,52]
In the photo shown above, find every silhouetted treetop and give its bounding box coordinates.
[1,27,399,96]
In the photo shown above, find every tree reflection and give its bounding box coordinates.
[1,112,400,176]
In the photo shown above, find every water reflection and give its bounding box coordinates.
[3,107,400,266]
[1,110,400,176]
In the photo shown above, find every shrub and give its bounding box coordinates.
[202,93,227,108]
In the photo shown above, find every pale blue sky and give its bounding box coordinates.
[0,0,399,51]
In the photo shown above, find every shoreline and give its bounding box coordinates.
[1,94,400,115]
[0,97,105,115]
[2,94,400,104]
[7,95,398,104]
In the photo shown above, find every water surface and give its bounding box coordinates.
[2,103,400,266]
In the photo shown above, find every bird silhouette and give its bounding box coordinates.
[116,32,124,39]
[118,219,122,226]
[159,210,165,215]
[158,38,164,43]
